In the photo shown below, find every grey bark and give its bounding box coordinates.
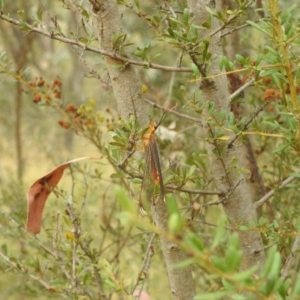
[89,1,195,299]
[89,0,147,126]
[187,0,265,272]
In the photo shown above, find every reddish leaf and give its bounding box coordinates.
[27,157,99,234]
[133,290,152,300]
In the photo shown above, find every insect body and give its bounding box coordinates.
[139,121,164,214]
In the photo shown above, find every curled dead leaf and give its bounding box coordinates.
[26,157,100,234]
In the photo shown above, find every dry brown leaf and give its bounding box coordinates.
[27,157,100,234]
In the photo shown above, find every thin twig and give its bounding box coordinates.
[144,98,206,127]
[0,211,56,256]
[164,0,178,19]
[110,226,134,263]
[0,251,71,300]
[221,20,261,38]
[51,211,81,291]
[62,173,107,300]
[203,0,255,40]
[254,172,300,208]
[117,145,136,169]
[244,136,275,219]
[132,234,156,296]
[229,77,255,101]
[207,123,233,186]
[190,218,231,230]
[181,180,241,211]
[281,236,300,280]
[252,242,278,255]
[201,179,242,207]
[72,45,110,86]
[166,186,223,195]
[66,201,107,300]
[167,51,183,103]
[1,210,91,296]
[227,101,269,148]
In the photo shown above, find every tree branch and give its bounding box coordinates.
[144,97,206,127]
[281,236,300,280]
[187,0,265,274]
[203,0,255,40]
[0,13,192,73]
[132,233,156,296]
[229,77,255,101]
[166,186,223,195]
[254,172,300,208]
[227,101,269,148]
[88,1,196,299]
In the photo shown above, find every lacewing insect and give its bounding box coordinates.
[138,106,175,213]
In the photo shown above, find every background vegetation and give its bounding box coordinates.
[1,0,300,299]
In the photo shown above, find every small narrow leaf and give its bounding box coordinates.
[272,142,291,153]
[246,21,271,36]
[191,63,201,77]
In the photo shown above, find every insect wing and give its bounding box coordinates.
[139,135,164,214]
[149,137,164,196]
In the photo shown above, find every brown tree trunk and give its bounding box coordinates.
[89,1,195,299]
[187,0,265,272]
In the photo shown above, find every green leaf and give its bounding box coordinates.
[230,295,248,300]
[115,187,134,212]
[272,142,291,153]
[79,37,88,44]
[261,246,277,279]
[295,217,300,231]
[205,6,216,17]
[184,232,204,252]
[191,63,201,77]
[271,73,280,88]
[112,64,124,69]
[133,0,140,10]
[163,174,173,185]
[183,8,189,23]
[166,195,180,215]
[211,219,226,249]
[225,233,242,270]
[17,10,25,20]
[222,279,234,291]
[290,272,300,298]
[20,21,31,31]
[219,56,224,70]
[291,173,300,178]
[230,266,257,282]
[246,21,271,36]
[281,4,297,25]
[235,54,245,65]
[217,135,231,141]
[210,255,227,272]
[268,251,281,277]
[208,101,215,114]
[260,68,279,77]
[169,18,184,26]
[168,213,180,233]
[188,165,196,177]
[81,9,89,18]
[171,258,194,269]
